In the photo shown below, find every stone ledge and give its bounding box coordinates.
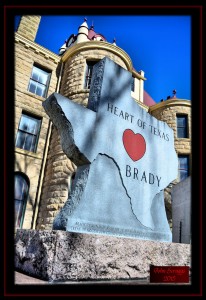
[15,229,191,282]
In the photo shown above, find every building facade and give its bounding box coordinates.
[14,16,191,231]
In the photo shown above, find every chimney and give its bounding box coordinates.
[16,16,41,41]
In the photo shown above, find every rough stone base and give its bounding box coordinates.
[15,229,191,282]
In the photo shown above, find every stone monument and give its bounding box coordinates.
[15,57,191,282]
[42,57,178,242]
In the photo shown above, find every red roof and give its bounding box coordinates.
[88,28,106,41]
[88,28,95,39]
[143,90,156,106]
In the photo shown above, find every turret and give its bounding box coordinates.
[76,18,89,44]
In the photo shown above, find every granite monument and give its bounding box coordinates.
[42,57,178,242]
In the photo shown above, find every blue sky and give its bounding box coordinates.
[15,15,191,103]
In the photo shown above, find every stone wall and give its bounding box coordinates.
[15,37,59,229]
[36,127,77,230]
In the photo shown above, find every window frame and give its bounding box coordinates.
[15,112,42,153]
[28,64,51,98]
[176,114,188,138]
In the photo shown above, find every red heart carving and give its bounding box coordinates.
[123,129,146,161]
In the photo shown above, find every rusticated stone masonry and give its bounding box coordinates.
[36,127,77,230]
[14,32,60,229]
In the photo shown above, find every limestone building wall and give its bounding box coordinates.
[14,27,60,229]
[149,101,191,151]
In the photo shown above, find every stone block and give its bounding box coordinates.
[15,229,191,282]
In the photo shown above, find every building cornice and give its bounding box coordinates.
[149,99,191,113]
[15,32,60,63]
[132,69,147,81]
[61,41,146,80]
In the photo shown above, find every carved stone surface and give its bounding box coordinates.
[42,57,178,242]
[172,176,191,244]
[15,229,191,282]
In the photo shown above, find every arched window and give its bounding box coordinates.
[14,173,29,228]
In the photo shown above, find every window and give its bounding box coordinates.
[178,155,189,181]
[70,172,76,191]
[15,113,41,152]
[177,115,188,138]
[131,76,135,92]
[84,61,98,89]
[28,65,51,97]
[15,173,29,228]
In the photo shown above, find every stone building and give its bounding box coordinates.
[14,16,191,231]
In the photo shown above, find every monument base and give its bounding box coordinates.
[15,229,191,282]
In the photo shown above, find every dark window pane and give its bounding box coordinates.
[27,118,38,134]
[28,65,50,97]
[180,170,188,181]
[177,127,187,138]
[177,116,186,127]
[178,156,189,181]
[30,135,37,152]
[179,157,188,168]
[84,61,98,89]
[24,134,33,151]
[87,78,92,89]
[28,80,37,94]
[19,115,39,134]
[131,77,135,92]
[15,131,26,149]
[15,175,29,200]
[15,200,24,228]
[31,67,39,81]
[14,174,29,229]
[15,176,24,200]
[177,115,188,138]
[87,65,93,76]
[16,114,41,153]
[36,84,46,97]
[38,71,49,85]
[19,115,29,131]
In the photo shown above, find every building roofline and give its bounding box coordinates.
[15,32,60,63]
[149,99,191,113]
[132,69,147,81]
[61,41,146,80]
